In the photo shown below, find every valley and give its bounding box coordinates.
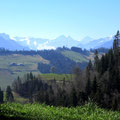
[0,48,93,89]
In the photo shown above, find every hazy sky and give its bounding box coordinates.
[0,0,120,40]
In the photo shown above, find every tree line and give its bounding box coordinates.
[0,86,14,103]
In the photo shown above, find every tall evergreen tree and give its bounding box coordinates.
[0,87,3,103]
[6,86,14,102]
[85,77,91,98]
[94,50,99,71]
[92,76,97,94]
[70,87,78,107]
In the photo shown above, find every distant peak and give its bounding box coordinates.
[82,36,93,40]
[0,33,10,40]
[80,36,94,44]
[55,35,67,40]
[67,35,72,39]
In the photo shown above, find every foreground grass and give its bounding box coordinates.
[0,103,120,120]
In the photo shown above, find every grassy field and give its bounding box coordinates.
[0,102,120,120]
[61,50,88,63]
[0,52,89,89]
[0,54,49,89]
[0,54,49,69]
[40,73,72,81]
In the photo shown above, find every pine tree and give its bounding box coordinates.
[70,87,78,107]
[85,77,91,98]
[113,30,120,66]
[6,86,14,102]
[92,76,97,94]
[87,60,93,71]
[30,72,33,80]
[94,50,99,71]
[0,87,3,103]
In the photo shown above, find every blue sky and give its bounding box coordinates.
[0,0,120,40]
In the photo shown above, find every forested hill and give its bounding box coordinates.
[0,46,108,88]
[0,47,108,74]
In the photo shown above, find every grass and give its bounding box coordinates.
[40,73,72,81]
[0,54,49,69]
[0,70,14,89]
[12,92,29,104]
[0,102,120,120]
[61,50,88,63]
[0,54,49,89]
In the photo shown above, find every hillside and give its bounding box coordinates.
[0,47,108,89]
[0,48,90,88]
[0,54,49,88]
[0,103,120,120]
[61,50,88,63]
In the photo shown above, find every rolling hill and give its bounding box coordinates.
[61,50,88,63]
[0,48,90,89]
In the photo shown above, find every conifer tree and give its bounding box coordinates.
[94,50,99,71]
[70,87,78,107]
[0,87,3,103]
[92,76,97,94]
[6,86,14,102]
[85,77,91,98]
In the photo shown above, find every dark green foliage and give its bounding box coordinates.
[88,31,120,110]
[94,50,100,71]
[70,87,78,107]
[38,50,87,74]
[0,87,3,103]
[82,31,120,110]
[6,86,14,102]
[71,47,90,55]
[92,76,97,94]
[85,78,91,97]
[90,48,109,53]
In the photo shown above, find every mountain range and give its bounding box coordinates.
[0,33,29,50]
[0,33,114,50]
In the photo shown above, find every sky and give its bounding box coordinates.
[0,0,120,40]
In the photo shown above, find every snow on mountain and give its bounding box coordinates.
[13,37,49,50]
[0,33,29,50]
[2,33,114,50]
[79,36,94,44]
[49,35,80,48]
[13,35,81,50]
[78,36,114,49]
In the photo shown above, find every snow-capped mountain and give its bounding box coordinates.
[13,35,114,50]
[0,33,29,50]
[13,35,81,50]
[13,37,51,50]
[79,36,94,45]
[49,35,80,48]
[0,33,115,50]
[80,36,114,49]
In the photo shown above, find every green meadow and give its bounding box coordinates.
[0,102,120,120]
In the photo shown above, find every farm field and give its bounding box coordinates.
[61,50,88,63]
[40,73,72,81]
[0,51,91,89]
[0,54,49,88]
[0,103,120,120]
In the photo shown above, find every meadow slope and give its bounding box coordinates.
[0,103,120,120]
